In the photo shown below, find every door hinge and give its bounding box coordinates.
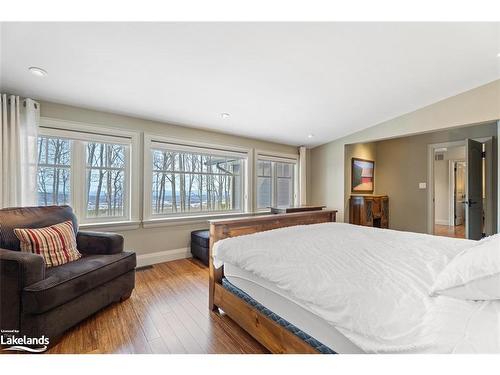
[482,151,486,158]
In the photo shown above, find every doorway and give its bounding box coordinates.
[429,137,494,240]
[433,145,466,239]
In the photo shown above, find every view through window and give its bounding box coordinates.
[151,148,244,215]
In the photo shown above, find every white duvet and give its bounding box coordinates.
[212,222,500,353]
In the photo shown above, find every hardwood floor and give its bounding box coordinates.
[434,224,465,239]
[46,259,267,354]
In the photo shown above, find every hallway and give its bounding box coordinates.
[434,224,465,239]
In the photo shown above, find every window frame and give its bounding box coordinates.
[255,150,299,212]
[39,118,140,228]
[143,134,251,223]
[36,135,73,207]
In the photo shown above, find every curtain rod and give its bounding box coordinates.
[2,94,40,110]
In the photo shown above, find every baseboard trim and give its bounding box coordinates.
[136,247,191,268]
[435,219,451,226]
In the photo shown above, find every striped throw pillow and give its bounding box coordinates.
[14,220,81,268]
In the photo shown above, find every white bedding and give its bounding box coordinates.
[212,222,500,353]
[224,262,365,353]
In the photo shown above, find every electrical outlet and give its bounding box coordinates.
[419,182,427,189]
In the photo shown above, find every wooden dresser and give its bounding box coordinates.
[349,195,389,228]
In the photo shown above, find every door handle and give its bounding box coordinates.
[463,199,478,207]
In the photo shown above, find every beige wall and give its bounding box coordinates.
[39,100,298,261]
[310,79,500,226]
[374,123,497,233]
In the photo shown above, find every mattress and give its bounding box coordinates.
[214,222,500,353]
[224,262,364,354]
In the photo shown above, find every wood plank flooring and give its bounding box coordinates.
[434,224,465,239]
[46,259,267,354]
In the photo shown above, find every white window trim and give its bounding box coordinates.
[39,117,141,228]
[143,133,251,221]
[255,149,299,212]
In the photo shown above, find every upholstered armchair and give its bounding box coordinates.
[0,205,136,343]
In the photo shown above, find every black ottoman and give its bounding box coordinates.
[191,230,209,266]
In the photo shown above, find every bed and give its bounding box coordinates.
[209,211,500,354]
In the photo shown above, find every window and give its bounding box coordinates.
[85,142,127,219]
[256,160,272,208]
[37,136,72,206]
[37,120,139,225]
[256,157,297,209]
[145,137,248,219]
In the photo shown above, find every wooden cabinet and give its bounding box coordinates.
[349,195,389,228]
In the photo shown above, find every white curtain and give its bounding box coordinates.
[0,94,40,208]
[299,146,307,205]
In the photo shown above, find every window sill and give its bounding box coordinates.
[77,212,270,231]
[142,212,253,228]
[78,220,141,232]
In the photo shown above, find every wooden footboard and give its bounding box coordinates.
[208,210,337,353]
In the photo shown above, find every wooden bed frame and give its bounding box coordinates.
[209,210,337,354]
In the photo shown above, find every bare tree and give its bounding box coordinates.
[37,138,48,205]
[86,143,97,213]
[150,150,240,215]
[94,144,105,216]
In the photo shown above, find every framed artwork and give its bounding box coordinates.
[351,158,374,193]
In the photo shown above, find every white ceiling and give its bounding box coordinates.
[1,22,499,147]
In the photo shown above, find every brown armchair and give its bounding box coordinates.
[0,205,136,343]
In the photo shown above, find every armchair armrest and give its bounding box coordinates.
[0,248,45,332]
[76,231,124,255]
[0,248,45,287]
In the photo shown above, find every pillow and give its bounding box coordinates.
[430,234,500,300]
[14,220,82,268]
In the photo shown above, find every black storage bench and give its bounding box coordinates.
[191,230,209,266]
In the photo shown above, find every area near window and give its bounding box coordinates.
[256,153,298,210]
[37,136,72,206]
[144,135,249,221]
[37,119,140,226]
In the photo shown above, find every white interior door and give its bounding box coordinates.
[466,139,483,240]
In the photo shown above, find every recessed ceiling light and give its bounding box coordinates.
[497,52,500,57]
[29,67,48,77]
[307,134,314,139]
[221,113,230,119]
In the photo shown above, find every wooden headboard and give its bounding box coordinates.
[208,210,337,310]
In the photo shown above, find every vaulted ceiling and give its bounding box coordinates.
[1,22,499,146]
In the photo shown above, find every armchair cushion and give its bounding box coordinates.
[22,252,136,314]
[77,231,124,255]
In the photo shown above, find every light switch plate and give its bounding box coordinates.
[419,182,427,189]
